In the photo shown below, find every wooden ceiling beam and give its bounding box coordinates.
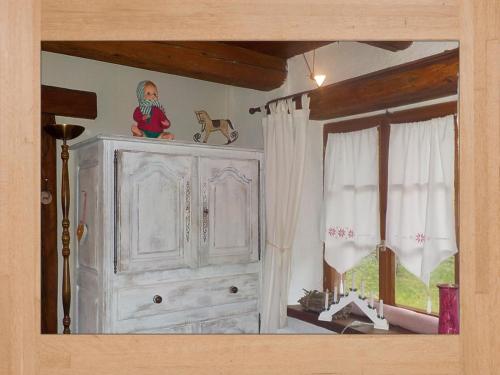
[309,48,458,119]
[250,48,458,120]
[222,41,333,59]
[224,41,412,59]
[41,41,287,91]
[359,41,413,51]
[41,85,97,119]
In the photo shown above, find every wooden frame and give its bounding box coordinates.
[323,101,459,310]
[1,1,498,374]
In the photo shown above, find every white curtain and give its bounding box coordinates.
[386,115,457,286]
[322,127,380,274]
[261,95,309,332]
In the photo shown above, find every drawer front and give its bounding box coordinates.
[200,312,259,334]
[116,273,258,321]
[132,322,196,334]
[112,300,258,333]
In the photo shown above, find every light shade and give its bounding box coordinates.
[314,74,326,87]
[44,124,85,141]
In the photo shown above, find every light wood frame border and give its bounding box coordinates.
[1,1,498,374]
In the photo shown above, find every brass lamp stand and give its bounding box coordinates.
[44,124,85,334]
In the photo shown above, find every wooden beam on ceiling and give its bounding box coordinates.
[309,48,458,119]
[250,48,458,120]
[41,41,287,91]
[224,41,412,59]
[360,41,413,51]
[222,41,333,59]
[41,85,97,119]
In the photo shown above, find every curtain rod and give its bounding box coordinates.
[248,89,312,115]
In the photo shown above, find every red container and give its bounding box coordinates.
[437,284,459,334]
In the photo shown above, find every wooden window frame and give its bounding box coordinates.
[323,100,459,314]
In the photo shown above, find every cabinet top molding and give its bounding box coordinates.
[70,134,264,154]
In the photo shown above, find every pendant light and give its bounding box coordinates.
[303,50,326,87]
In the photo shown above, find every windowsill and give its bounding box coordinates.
[287,305,416,334]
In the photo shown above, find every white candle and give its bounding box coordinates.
[339,276,344,295]
[379,299,384,318]
[324,289,329,309]
[360,280,365,298]
[351,272,356,290]
[370,291,374,308]
[333,286,338,303]
[426,297,432,314]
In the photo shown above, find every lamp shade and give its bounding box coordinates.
[314,74,326,87]
[44,124,85,141]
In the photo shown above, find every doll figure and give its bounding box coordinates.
[131,80,175,140]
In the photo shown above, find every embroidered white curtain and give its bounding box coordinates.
[322,127,380,274]
[261,95,309,332]
[386,116,457,286]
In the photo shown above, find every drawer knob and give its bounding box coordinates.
[229,286,238,294]
[153,295,163,304]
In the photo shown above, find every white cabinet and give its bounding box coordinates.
[72,135,263,334]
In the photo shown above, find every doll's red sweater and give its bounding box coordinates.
[133,107,171,133]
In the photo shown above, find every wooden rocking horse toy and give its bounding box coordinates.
[194,110,238,144]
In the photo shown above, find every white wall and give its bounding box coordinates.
[286,41,459,305]
[41,51,266,146]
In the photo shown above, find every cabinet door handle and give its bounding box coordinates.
[229,286,238,294]
[153,295,163,304]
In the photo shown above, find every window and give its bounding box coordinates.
[323,101,459,315]
[345,250,379,299]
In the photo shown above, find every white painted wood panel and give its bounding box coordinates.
[134,323,197,334]
[113,300,258,333]
[116,150,195,272]
[76,282,99,333]
[200,312,259,334]
[116,273,258,321]
[76,162,99,272]
[199,157,259,266]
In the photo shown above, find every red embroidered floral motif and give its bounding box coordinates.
[329,226,354,239]
[416,233,426,244]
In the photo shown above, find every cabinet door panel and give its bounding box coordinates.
[199,158,259,265]
[116,150,194,272]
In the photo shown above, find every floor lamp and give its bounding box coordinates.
[44,123,85,334]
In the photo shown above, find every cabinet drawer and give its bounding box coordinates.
[116,273,258,321]
[200,312,259,334]
[133,322,196,334]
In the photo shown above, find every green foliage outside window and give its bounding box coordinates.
[343,251,455,314]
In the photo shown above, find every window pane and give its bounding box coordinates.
[395,256,455,313]
[345,250,379,299]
